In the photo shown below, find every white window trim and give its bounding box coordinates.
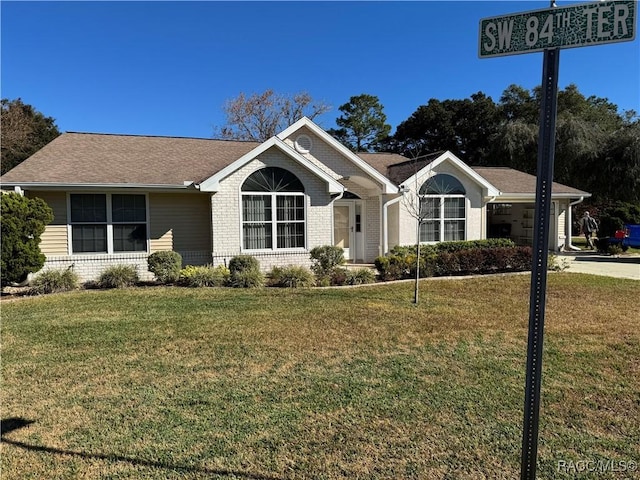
[419,194,467,243]
[239,191,308,252]
[67,192,150,255]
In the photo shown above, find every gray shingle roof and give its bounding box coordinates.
[1,133,589,197]
[471,167,589,196]
[357,152,445,185]
[1,133,260,186]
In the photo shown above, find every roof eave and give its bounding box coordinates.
[0,182,199,191]
[198,137,344,194]
[400,151,500,196]
[491,192,592,201]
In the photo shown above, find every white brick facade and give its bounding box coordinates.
[210,146,334,270]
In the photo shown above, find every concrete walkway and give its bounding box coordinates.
[555,252,640,280]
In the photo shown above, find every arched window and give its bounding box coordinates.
[241,167,305,250]
[419,174,466,242]
[419,173,466,195]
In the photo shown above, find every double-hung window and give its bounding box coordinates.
[70,193,147,254]
[419,174,466,243]
[241,167,305,250]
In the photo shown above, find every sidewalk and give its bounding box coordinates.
[555,251,640,280]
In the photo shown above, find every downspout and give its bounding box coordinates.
[382,190,406,256]
[565,196,584,251]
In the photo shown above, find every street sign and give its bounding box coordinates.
[479,2,637,479]
[479,0,636,57]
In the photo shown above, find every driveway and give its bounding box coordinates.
[555,252,640,280]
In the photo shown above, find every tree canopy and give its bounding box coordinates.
[214,89,331,142]
[327,94,391,152]
[387,84,639,203]
[1,98,61,174]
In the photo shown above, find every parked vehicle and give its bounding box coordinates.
[608,224,640,251]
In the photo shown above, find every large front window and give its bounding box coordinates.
[241,167,305,250]
[70,193,147,253]
[419,174,466,242]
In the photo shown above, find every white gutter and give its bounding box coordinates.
[382,192,405,256]
[565,196,585,251]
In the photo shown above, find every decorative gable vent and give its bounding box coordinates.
[294,134,312,154]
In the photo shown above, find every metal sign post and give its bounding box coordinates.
[478,2,636,479]
[520,45,559,480]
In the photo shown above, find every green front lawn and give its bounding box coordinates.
[1,274,638,479]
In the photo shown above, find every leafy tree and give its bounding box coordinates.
[489,119,538,173]
[596,117,640,203]
[392,93,499,165]
[1,98,60,174]
[1,193,53,286]
[499,84,538,123]
[390,83,638,203]
[327,94,391,152]
[392,98,457,158]
[214,89,331,142]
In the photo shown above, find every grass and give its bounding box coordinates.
[1,274,639,479]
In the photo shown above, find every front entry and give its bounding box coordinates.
[334,200,365,261]
[334,202,354,260]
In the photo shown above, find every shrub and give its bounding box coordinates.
[594,236,611,253]
[376,244,533,281]
[435,252,461,276]
[588,202,640,237]
[310,246,345,278]
[147,251,182,284]
[30,268,79,295]
[229,269,264,288]
[180,265,229,287]
[507,246,533,271]
[548,253,570,272]
[608,244,624,256]
[1,193,53,287]
[329,267,349,286]
[268,265,315,288]
[227,255,264,288]
[345,268,376,285]
[374,255,409,281]
[98,264,139,289]
[228,255,260,275]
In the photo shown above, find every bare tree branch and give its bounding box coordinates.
[213,90,331,142]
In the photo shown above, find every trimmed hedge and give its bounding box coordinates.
[375,241,532,281]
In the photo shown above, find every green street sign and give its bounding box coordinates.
[479,0,637,57]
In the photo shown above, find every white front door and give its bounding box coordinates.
[334,202,354,260]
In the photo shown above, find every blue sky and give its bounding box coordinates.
[2,1,638,139]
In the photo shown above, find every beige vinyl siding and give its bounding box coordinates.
[149,193,212,253]
[27,191,68,256]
